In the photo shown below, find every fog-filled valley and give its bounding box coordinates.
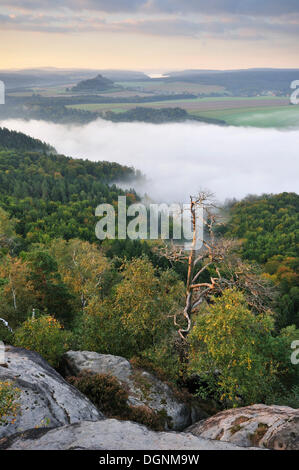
[1,0,299,454]
[1,118,298,203]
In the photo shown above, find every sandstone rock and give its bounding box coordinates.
[0,419,256,450]
[0,346,103,438]
[62,350,207,430]
[62,351,132,381]
[185,404,299,450]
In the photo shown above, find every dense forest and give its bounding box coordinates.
[0,128,298,428]
[0,131,141,247]
[223,193,299,329]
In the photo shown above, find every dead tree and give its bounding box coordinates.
[155,192,275,341]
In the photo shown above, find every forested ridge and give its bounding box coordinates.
[224,193,298,263]
[0,127,55,153]
[0,128,298,427]
[0,133,140,246]
[223,193,299,329]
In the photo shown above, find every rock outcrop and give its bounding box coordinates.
[185,404,299,450]
[0,346,103,438]
[0,419,256,450]
[61,350,207,430]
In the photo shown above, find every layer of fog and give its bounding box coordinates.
[1,118,298,203]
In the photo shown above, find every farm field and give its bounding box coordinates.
[66,96,295,128]
[7,80,225,98]
[191,105,299,128]
[7,85,128,98]
[67,96,288,112]
[115,80,226,94]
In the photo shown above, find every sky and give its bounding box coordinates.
[0,1,299,70]
[1,118,298,203]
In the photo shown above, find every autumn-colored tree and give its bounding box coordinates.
[50,239,109,311]
[14,315,72,367]
[0,255,35,328]
[80,257,184,359]
[113,257,184,353]
[188,289,279,407]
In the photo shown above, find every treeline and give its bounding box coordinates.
[7,93,197,107]
[104,107,226,125]
[105,107,192,123]
[1,92,228,125]
[0,93,200,125]
[0,103,98,124]
[0,103,226,126]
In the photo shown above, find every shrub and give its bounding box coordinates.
[14,315,72,368]
[129,406,170,431]
[0,381,20,425]
[269,385,299,409]
[130,356,171,383]
[67,371,169,431]
[67,372,129,417]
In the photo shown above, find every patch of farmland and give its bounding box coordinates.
[116,80,225,94]
[191,105,299,128]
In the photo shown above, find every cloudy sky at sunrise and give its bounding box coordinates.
[0,1,299,70]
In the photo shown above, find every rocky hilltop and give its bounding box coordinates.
[0,346,298,450]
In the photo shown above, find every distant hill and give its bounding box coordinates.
[166,69,299,96]
[0,68,148,90]
[96,70,150,81]
[71,74,115,92]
